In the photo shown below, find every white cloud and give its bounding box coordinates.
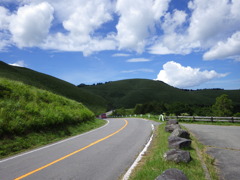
[35,0,116,55]
[149,0,240,60]
[0,6,11,50]
[148,9,199,55]
[0,6,10,30]
[115,0,170,52]
[121,69,154,73]
[9,2,54,47]
[126,58,151,62]
[187,0,240,46]
[203,31,240,61]
[9,60,26,67]
[1,0,240,59]
[112,53,130,57]
[155,61,227,88]
[161,10,187,34]
[62,0,112,40]
[42,33,117,56]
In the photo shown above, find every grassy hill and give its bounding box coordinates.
[0,78,95,137]
[80,79,240,109]
[0,61,107,114]
[0,78,107,158]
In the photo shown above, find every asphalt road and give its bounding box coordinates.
[183,124,240,180]
[0,118,157,180]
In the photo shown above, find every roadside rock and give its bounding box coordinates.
[168,136,191,149]
[165,124,181,133]
[164,149,191,163]
[170,128,190,139]
[155,168,188,180]
[166,119,179,125]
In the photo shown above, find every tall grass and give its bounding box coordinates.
[0,78,95,137]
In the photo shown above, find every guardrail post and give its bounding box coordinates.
[211,117,213,122]
[231,117,234,123]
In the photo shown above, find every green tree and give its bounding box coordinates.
[134,104,143,114]
[212,94,233,117]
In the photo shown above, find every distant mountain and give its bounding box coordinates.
[79,79,240,109]
[0,61,107,114]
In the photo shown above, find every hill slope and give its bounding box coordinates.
[0,61,107,114]
[80,79,240,109]
[0,77,95,137]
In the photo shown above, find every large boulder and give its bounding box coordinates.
[164,149,191,163]
[166,119,179,125]
[170,128,190,139]
[165,124,181,133]
[155,168,188,180]
[168,136,191,149]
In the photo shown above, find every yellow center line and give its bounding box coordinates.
[15,119,128,180]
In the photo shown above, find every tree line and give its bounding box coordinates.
[112,94,240,117]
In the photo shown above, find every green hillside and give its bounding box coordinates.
[0,61,107,114]
[0,78,108,158]
[80,79,240,109]
[0,78,95,137]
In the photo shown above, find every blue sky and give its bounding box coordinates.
[0,0,239,89]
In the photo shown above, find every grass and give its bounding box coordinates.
[0,118,106,159]
[0,78,95,136]
[0,78,107,158]
[128,123,218,180]
[0,61,107,114]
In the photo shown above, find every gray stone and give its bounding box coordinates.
[165,124,181,133]
[170,128,190,139]
[166,119,179,125]
[164,149,191,163]
[155,168,188,180]
[168,136,191,149]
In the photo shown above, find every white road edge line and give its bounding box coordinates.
[0,120,110,163]
[122,123,154,180]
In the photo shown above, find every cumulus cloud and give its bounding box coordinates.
[9,2,54,47]
[155,61,227,88]
[9,60,26,67]
[203,31,240,61]
[149,0,240,60]
[148,9,199,55]
[1,0,240,59]
[39,0,116,55]
[42,34,117,56]
[115,0,170,52]
[126,58,151,62]
[62,0,112,40]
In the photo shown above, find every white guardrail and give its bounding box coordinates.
[109,114,240,123]
[165,116,240,123]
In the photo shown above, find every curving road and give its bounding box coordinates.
[0,118,158,180]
